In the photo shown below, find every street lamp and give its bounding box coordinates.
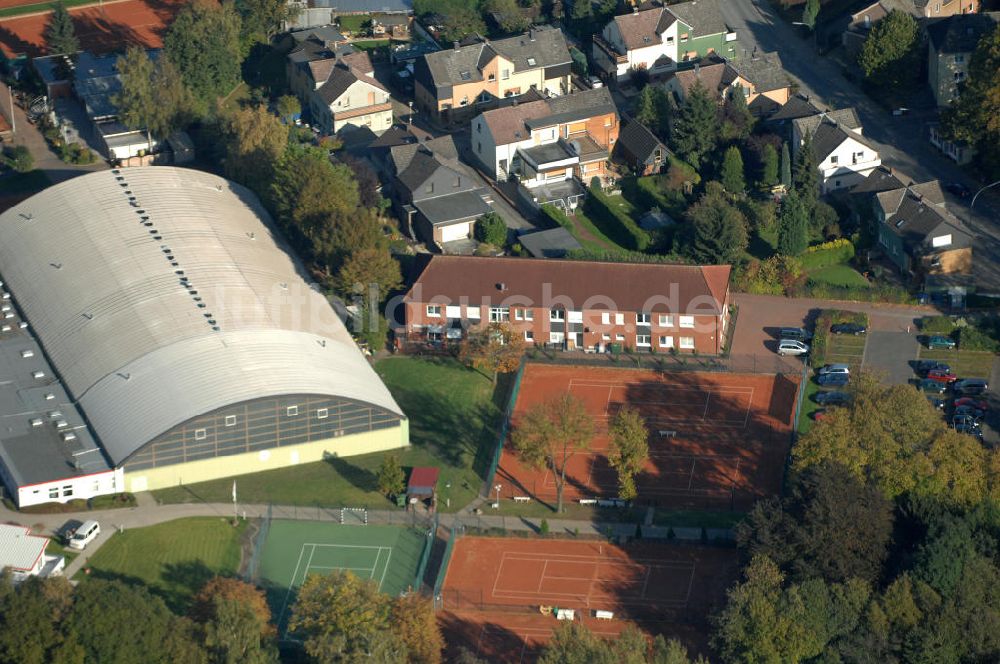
[970,180,1000,209]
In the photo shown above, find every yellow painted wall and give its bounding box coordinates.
[125,420,409,492]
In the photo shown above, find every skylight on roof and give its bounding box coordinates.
[527,57,536,66]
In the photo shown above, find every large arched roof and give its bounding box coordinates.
[0,167,402,465]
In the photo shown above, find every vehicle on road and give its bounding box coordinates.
[945,182,971,197]
[915,360,950,376]
[778,339,809,356]
[925,369,958,384]
[815,391,851,405]
[954,397,988,410]
[831,323,867,335]
[817,373,849,387]
[587,75,603,89]
[917,379,948,394]
[818,363,850,376]
[954,378,989,394]
[925,335,956,350]
[68,520,101,550]
[779,327,812,342]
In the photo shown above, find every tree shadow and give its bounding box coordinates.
[160,559,217,613]
[323,454,380,492]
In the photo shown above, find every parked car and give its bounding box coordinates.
[831,323,867,335]
[954,397,989,411]
[779,327,812,342]
[777,339,809,356]
[915,360,950,376]
[952,415,983,438]
[68,520,101,550]
[927,397,946,410]
[918,379,948,394]
[813,409,828,421]
[954,378,989,395]
[945,182,971,197]
[925,368,958,384]
[925,335,956,350]
[817,373,849,387]
[954,405,985,421]
[815,391,851,405]
[587,75,603,89]
[818,363,850,376]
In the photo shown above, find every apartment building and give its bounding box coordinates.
[927,12,999,107]
[401,255,732,354]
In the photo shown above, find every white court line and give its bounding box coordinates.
[379,546,392,590]
[301,543,385,550]
[702,391,711,419]
[277,544,309,635]
[687,458,697,489]
[370,546,382,582]
[537,560,549,592]
[308,565,377,573]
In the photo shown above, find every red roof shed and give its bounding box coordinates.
[407,467,440,496]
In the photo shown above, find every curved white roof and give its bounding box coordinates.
[0,167,402,465]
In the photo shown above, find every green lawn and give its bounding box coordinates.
[916,348,995,378]
[46,538,78,566]
[807,264,871,288]
[154,357,503,512]
[824,334,867,371]
[338,14,370,32]
[77,518,246,612]
[797,380,822,435]
[352,39,391,50]
[571,208,632,252]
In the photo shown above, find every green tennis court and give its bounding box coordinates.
[259,520,428,636]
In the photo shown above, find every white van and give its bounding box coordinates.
[68,520,100,550]
[818,363,850,375]
[777,339,809,356]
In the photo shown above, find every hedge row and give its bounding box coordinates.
[583,189,651,251]
[540,203,572,230]
[810,309,870,369]
[566,248,690,264]
[794,281,913,304]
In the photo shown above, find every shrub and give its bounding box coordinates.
[3,145,34,173]
[566,248,689,264]
[474,211,507,247]
[584,188,651,251]
[957,325,999,352]
[539,518,550,536]
[540,203,572,230]
[919,315,957,335]
[665,155,701,191]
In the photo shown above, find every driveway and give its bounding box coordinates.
[721,0,1000,291]
[863,331,920,385]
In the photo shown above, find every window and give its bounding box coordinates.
[477,143,482,154]
[601,312,611,325]
[467,306,481,319]
[679,315,695,328]
[460,96,469,106]
[602,333,611,341]
[637,313,651,325]
[659,335,674,348]
[92,480,100,492]
[287,405,299,417]
[524,309,534,321]
[550,309,565,321]
[502,69,510,80]
[317,408,329,420]
[427,304,442,317]
[954,71,966,82]
[49,487,59,499]
[679,337,695,349]
[830,155,838,164]
[225,415,237,427]
[489,306,510,322]
[489,72,496,81]
[195,428,207,441]
[659,314,674,327]
[524,330,534,342]
[637,334,651,347]
[615,313,625,325]
[855,151,865,160]
[514,309,523,320]
[62,485,73,497]
[615,334,625,341]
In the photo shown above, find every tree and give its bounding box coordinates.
[720,146,746,195]
[115,47,195,153]
[720,87,754,141]
[275,95,301,124]
[220,104,288,192]
[482,0,531,33]
[3,145,33,173]
[336,246,402,300]
[439,6,486,43]
[235,0,297,48]
[780,141,792,188]
[391,594,443,664]
[474,211,508,247]
[539,623,661,663]
[570,0,592,21]
[685,186,749,264]
[200,598,278,664]
[289,571,405,662]
[776,190,809,256]
[0,576,75,664]
[802,0,819,30]
[376,454,406,498]
[759,144,779,189]
[191,578,274,639]
[670,81,718,169]
[459,322,525,385]
[792,133,818,205]
[942,23,1000,179]
[44,2,78,56]
[858,10,920,91]
[165,0,243,108]
[608,406,649,501]
[513,393,595,512]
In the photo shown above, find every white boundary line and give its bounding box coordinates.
[277,545,309,635]
[378,546,392,590]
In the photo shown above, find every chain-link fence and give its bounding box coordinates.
[484,358,526,495]
[523,350,803,376]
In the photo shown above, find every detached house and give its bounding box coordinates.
[389,136,494,247]
[0,524,64,584]
[287,30,393,135]
[592,0,737,84]
[662,51,791,116]
[792,108,881,193]
[615,119,669,175]
[401,255,732,354]
[413,26,572,125]
[927,12,1000,107]
[470,87,619,210]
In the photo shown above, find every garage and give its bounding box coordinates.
[438,221,472,243]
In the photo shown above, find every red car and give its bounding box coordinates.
[954,397,989,411]
[926,369,958,384]
[813,410,828,421]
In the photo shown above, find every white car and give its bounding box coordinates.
[68,520,101,550]
[778,339,809,356]
[817,363,850,375]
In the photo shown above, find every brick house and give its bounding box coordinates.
[662,51,791,116]
[400,255,732,354]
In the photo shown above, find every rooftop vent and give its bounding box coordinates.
[0,325,11,333]
[44,393,54,400]
[497,282,507,291]
[20,349,34,358]
[48,410,62,419]
[32,370,45,379]
[30,418,43,427]
[54,420,68,429]
[62,432,77,442]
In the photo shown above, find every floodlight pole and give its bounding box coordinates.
[494,484,502,508]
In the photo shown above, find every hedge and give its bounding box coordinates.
[566,248,690,264]
[810,309,870,369]
[918,316,957,335]
[957,326,999,352]
[540,203,572,230]
[799,238,855,271]
[583,189,651,251]
[794,282,912,303]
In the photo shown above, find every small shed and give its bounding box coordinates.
[407,467,439,506]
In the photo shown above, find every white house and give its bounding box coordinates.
[792,108,881,194]
[0,524,64,584]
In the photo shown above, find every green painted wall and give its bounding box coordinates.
[125,419,409,493]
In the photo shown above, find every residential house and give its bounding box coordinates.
[662,51,791,115]
[764,94,826,140]
[389,136,494,247]
[913,0,979,18]
[870,179,974,277]
[373,14,411,39]
[614,119,669,175]
[413,26,572,125]
[400,255,732,353]
[929,122,975,164]
[0,524,64,584]
[287,30,393,135]
[518,227,582,257]
[592,0,737,84]
[927,12,1000,107]
[792,108,881,193]
[471,87,619,188]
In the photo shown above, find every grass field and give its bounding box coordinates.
[569,208,629,252]
[917,348,995,379]
[806,264,870,288]
[153,357,503,512]
[77,518,246,612]
[797,380,822,435]
[824,333,867,370]
[259,520,426,637]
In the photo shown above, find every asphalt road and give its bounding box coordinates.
[721,0,1000,292]
[863,331,921,385]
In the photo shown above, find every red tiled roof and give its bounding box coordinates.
[408,467,440,494]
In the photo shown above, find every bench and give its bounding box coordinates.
[594,610,614,621]
[658,430,677,438]
[578,498,598,505]
[513,496,532,503]
[556,609,575,621]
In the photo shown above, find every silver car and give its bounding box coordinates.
[778,339,809,356]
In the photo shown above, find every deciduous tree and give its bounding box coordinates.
[513,393,594,512]
[376,454,406,498]
[44,2,78,56]
[191,577,273,638]
[608,406,649,501]
[802,0,819,30]
[275,95,301,124]
[482,0,531,33]
[391,593,443,663]
[235,0,298,48]
[858,10,920,91]
[220,104,288,192]
[200,598,278,664]
[165,0,243,108]
[460,322,525,385]
[336,246,402,300]
[942,23,1000,179]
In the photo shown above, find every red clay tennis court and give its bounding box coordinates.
[497,364,799,510]
[439,537,739,662]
